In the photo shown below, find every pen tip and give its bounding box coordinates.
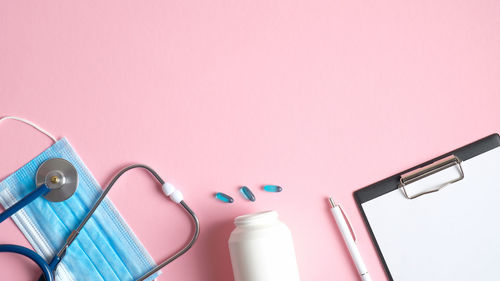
[328,197,335,207]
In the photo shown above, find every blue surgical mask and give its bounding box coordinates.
[0,135,160,281]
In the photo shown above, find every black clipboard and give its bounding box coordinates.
[353,133,500,281]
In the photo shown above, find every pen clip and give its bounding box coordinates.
[339,204,357,242]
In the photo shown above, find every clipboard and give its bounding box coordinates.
[354,134,500,281]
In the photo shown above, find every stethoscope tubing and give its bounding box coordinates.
[55,164,200,281]
[0,164,199,281]
[0,184,50,224]
[0,244,54,281]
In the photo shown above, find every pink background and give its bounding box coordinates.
[1,0,499,280]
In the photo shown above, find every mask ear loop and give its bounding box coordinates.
[0,116,57,143]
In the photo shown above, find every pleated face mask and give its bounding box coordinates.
[0,118,160,281]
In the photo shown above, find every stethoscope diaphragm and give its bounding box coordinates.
[36,158,78,202]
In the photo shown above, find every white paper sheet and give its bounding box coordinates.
[362,147,500,281]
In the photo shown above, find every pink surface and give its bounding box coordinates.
[1,0,500,280]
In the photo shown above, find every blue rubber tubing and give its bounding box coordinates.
[0,244,53,281]
[0,184,50,223]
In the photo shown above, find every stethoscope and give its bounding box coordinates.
[0,158,200,281]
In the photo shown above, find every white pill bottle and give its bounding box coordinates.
[228,210,301,281]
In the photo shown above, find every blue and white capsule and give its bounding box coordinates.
[239,186,256,201]
[263,185,283,192]
[215,192,234,203]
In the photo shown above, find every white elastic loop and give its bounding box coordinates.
[0,116,57,143]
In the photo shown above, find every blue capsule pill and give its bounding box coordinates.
[215,192,234,203]
[263,185,283,192]
[240,186,256,202]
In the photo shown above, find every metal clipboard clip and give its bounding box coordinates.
[399,155,464,199]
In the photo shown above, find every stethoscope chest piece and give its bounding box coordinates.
[36,158,78,202]
[0,158,79,281]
